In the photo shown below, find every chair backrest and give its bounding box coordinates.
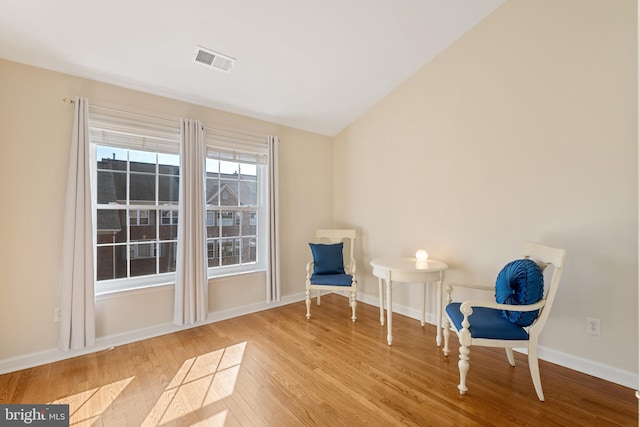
[315,229,356,273]
[522,241,567,337]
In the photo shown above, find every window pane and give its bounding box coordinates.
[207,239,220,267]
[158,175,179,203]
[130,173,156,204]
[130,243,156,277]
[206,177,219,205]
[132,242,154,258]
[219,179,238,207]
[220,211,236,237]
[206,158,219,174]
[97,209,126,244]
[242,237,257,263]
[246,210,257,235]
[239,180,257,206]
[234,238,241,256]
[158,153,179,175]
[219,160,237,175]
[97,170,126,204]
[220,238,237,266]
[239,163,256,180]
[158,241,177,273]
[96,245,127,281]
[130,150,156,173]
[206,210,220,238]
[129,209,157,240]
[97,146,127,165]
[160,210,179,239]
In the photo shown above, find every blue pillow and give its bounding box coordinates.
[495,259,544,327]
[309,243,345,275]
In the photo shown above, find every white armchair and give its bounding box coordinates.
[305,229,358,321]
[443,241,567,401]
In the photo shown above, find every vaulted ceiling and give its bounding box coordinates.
[0,0,505,136]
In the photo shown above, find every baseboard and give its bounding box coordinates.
[3,291,637,391]
[0,293,306,375]
[354,292,638,390]
[533,346,637,390]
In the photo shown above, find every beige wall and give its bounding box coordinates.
[335,0,638,377]
[0,58,334,359]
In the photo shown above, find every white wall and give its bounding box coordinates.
[0,58,334,365]
[334,0,638,385]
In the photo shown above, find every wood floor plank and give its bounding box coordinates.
[0,294,636,426]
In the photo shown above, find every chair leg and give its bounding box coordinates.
[316,290,321,305]
[528,345,545,401]
[458,345,470,395]
[443,318,451,356]
[505,348,515,366]
[378,278,384,325]
[350,291,357,322]
[305,290,311,319]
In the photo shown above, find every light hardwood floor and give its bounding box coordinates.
[1,294,637,426]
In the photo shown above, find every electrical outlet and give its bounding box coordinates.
[586,317,600,336]
[54,307,62,322]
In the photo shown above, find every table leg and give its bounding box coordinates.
[421,282,426,327]
[436,275,442,346]
[378,277,384,325]
[386,279,393,345]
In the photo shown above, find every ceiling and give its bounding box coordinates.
[0,0,505,136]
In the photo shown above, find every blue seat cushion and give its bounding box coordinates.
[310,273,354,287]
[446,302,529,340]
[309,242,345,275]
[495,259,544,327]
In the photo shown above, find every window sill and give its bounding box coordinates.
[96,281,174,300]
[95,268,266,300]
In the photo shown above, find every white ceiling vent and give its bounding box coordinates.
[193,45,235,73]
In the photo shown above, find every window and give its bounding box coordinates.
[90,113,181,294]
[162,210,179,225]
[93,145,180,292]
[206,211,215,227]
[205,156,265,273]
[130,240,156,259]
[89,112,269,293]
[218,211,233,226]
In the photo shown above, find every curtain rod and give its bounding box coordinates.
[62,97,267,140]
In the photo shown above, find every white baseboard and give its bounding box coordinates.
[355,292,638,390]
[2,292,637,391]
[0,293,306,375]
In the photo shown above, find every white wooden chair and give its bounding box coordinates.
[305,229,358,321]
[443,241,567,401]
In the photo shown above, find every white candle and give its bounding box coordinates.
[415,249,429,262]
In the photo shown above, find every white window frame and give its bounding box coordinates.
[89,110,270,294]
[89,112,181,295]
[205,133,268,278]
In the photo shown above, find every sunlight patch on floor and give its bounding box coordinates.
[141,341,246,426]
[49,376,135,426]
